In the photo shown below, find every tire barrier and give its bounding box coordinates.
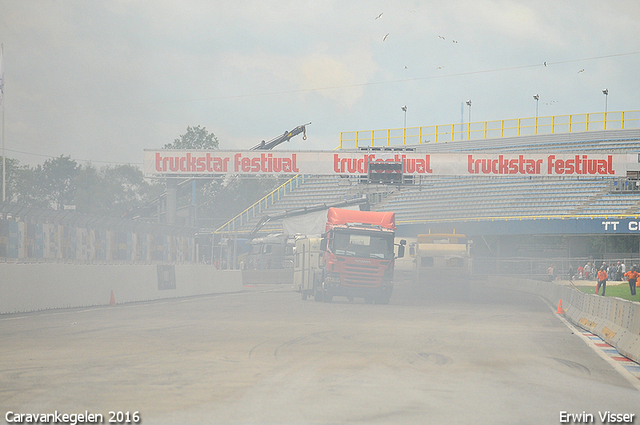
[0,263,242,314]
[491,276,640,364]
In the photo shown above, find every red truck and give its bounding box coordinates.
[307,207,405,304]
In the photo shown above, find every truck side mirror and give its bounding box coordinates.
[397,244,405,258]
[320,238,327,251]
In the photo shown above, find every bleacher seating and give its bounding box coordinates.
[376,177,613,222]
[223,128,640,234]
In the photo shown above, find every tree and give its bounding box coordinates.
[22,155,81,210]
[101,164,163,218]
[163,125,219,150]
[73,164,164,218]
[43,155,81,210]
[0,156,23,202]
[72,164,107,215]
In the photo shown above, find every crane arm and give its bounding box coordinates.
[248,196,369,238]
[250,122,311,150]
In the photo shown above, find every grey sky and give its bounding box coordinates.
[1,0,639,167]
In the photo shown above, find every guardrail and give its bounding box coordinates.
[214,174,309,235]
[339,110,640,148]
[491,276,640,365]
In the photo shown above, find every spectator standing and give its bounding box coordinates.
[624,266,638,296]
[547,264,555,282]
[607,263,617,282]
[597,267,608,296]
[618,261,625,281]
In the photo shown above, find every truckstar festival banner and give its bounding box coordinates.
[143,150,629,177]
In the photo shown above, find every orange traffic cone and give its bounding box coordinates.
[110,290,116,306]
[556,299,564,314]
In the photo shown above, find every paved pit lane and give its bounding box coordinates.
[0,281,637,424]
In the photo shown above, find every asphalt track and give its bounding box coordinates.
[1,280,638,425]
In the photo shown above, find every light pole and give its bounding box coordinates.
[401,105,407,144]
[465,100,472,139]
[602,89,608,129]
[460,102,464,140]
[533,94,539,134]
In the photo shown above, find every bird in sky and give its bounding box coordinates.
[436,66,444,70]
[383,33,389,41]
[544,61,547,67]
[452,40,458,43]
[438,35,445,40]
[375,12,383,19]
[578,69,585,73]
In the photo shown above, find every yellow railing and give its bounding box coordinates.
[214,174,309,234]
[339,110,640,149]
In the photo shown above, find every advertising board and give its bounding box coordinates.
[144,150,629,178]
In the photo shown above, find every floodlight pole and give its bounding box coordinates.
[465,100,472,139]
[533,94,539,134]
[2,106,4,203]
[401,105,407,144]
[602,89,608,130]
[1,43,4,203]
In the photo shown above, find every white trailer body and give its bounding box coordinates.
[293,237,322,299]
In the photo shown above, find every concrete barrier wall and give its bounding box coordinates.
[0,263,243,314]
[242,269,294,285]
[492,276,640,364]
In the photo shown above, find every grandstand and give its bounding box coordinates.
[215,127,640,237]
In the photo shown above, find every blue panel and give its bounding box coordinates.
[397,217,640,237]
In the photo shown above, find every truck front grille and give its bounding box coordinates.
[342,264,382,287]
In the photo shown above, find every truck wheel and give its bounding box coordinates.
[314,286,322,302]
[321,282,332,303]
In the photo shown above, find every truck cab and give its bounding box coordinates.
[307,208,405,304]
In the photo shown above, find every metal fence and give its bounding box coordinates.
[0,203,195,263]
[474,255,640,281]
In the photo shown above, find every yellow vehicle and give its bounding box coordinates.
[413,232,471,286]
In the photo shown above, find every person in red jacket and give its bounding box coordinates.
[597,267,608,296]
[624,266,638,296]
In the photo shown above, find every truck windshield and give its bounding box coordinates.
[332,230,394,259]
